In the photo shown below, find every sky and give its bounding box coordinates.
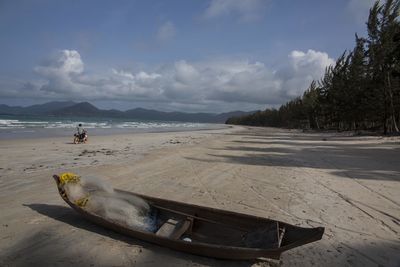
[0,0,376,113]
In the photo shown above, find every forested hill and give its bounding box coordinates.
[0,101,256,123]
[226,0,400,135]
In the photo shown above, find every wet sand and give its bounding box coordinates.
[0,126,399,267]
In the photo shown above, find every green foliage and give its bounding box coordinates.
[226,0,400,134]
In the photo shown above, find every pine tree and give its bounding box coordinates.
[302,81,320,129]
[348,35,367,129]
[367,0,400,133]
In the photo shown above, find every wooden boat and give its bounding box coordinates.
[53,175,324,260]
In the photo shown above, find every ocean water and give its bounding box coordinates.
[0,115,223,139]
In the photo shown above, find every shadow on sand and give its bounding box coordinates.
[190,130,400,182]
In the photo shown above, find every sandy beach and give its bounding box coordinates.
[0,126,399,267]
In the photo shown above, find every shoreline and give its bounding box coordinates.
[0,123,230,140]
[1,126,399,266]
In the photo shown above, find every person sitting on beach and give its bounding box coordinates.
[73,124,88,143]
[77,123,88,142]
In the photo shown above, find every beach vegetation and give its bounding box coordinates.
[226,0,400,134]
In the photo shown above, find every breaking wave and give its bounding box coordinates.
[0,118,203,130]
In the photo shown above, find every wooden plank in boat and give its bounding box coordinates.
[156,218,192,239]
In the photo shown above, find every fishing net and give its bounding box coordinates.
[58,172,157,231]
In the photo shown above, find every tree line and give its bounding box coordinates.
[226,0,400,134]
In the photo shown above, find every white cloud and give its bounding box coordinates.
[203,0,268,22]
[36,50,84,75]
[347,0,377,25]
[278,49,335,97]
[2,49,334,112]
[156,21,176,42]
[33,50,86,94]
[174,60,200,84]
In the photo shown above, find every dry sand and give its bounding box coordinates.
[0,126,399,267]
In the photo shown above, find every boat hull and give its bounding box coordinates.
[55,179,324,260]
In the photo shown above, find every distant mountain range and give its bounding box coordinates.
[0,101,257,123]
